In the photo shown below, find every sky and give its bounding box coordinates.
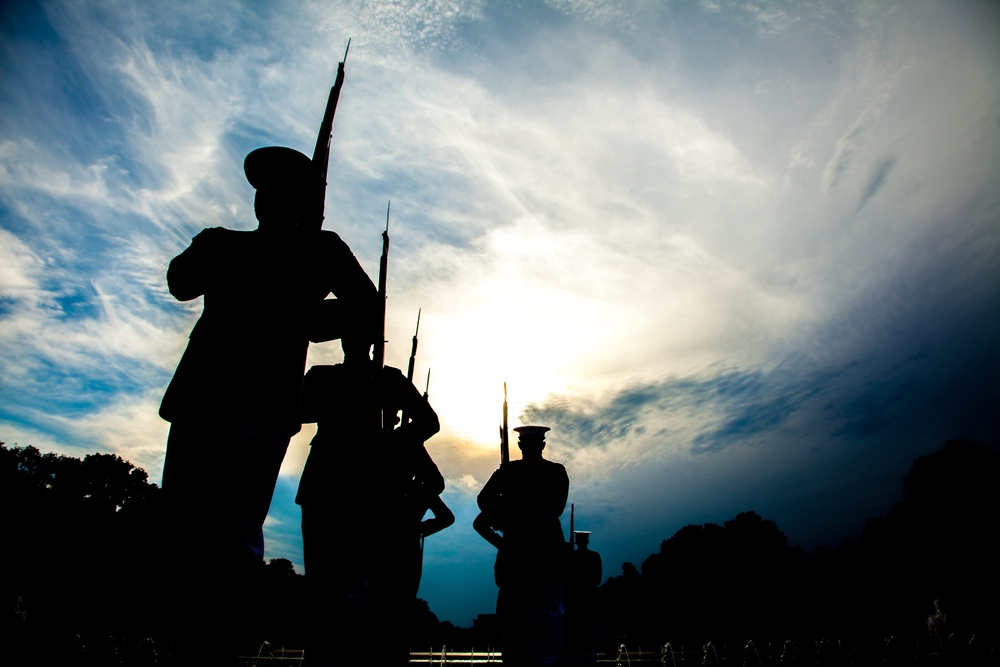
[1,0,998,627]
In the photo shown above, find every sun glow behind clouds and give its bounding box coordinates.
[411,212,664,445]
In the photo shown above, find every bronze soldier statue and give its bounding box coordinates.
[296,335,443,666]
[158,145,377,660]
[476,425,569,667]
[160,145,376,568]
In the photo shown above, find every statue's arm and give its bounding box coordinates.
[166,228,220,301]
[473,511,504,550]
[421,493,455,538]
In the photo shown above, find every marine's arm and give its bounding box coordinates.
[476,466,503,514]
[552,463,570,516]
[591,553,603,587]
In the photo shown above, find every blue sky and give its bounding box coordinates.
[2,0,998,626]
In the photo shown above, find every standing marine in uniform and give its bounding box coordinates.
[476,425,569,667]
[158,146,377,658]
[564,530,602,667]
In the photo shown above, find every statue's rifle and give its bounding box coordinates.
[374,202,390,370]
[417,366,432,556]
[401,309,421,425]
[407,308,421,383]
[309,39,351,230]
[500,382,509,465]
[375,202,390,429]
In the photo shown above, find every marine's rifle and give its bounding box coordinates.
[309,39,351,230]
[569,502,575,547]
[500,382,509,465]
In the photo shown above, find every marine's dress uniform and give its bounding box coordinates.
[478,455,569,667]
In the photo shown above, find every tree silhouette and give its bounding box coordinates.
[595,440,998,657]
[858,439,999,636]
[1,441,164,662]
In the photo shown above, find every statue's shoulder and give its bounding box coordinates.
[381,365,406,380]
[305,363,343,378]
[197,225,243,237]
[315,229,356,253]
[189,226,248,246]
[544,458,569,477]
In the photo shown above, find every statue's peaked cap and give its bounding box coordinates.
[244,146,316,190]
[514,425,550,439]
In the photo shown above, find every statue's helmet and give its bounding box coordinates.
[244,146,316,190]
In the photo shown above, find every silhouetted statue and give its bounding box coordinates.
[476,425,569,667]
[296,335,441,667]
[158,146,377,658]
[370,443,455,666]
[564,531,602,667]
[383,443,455,599]
[927,598,950,655]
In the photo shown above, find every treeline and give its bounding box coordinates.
[0,442,448,663]
[3,439,998,662]
[596,439,999,659]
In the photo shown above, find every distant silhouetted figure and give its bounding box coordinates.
[564,531,602,667]
[158,146,376,658]
[927,598,950,655]
[476,425,569,667]
[296,335,441,667]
